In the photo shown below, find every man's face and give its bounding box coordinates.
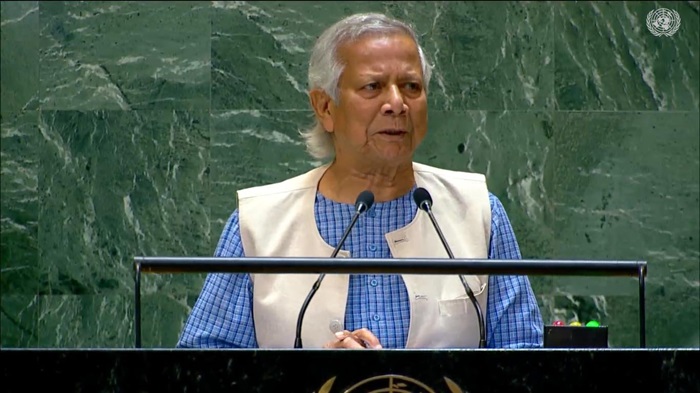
[319,33,428,166]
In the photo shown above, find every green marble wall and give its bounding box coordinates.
[1,1,698,349]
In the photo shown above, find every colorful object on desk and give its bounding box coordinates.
[553,320,565,326]
[570,321,582,327]
[586,320,600,327]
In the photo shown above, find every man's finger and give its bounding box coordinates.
[334,331,367,348]
[339,336,366,349]
[351,328,382,349]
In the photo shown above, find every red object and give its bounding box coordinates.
[552,320,565,326]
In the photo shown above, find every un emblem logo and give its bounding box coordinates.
[317,374,464,393]
[646,8,681,37]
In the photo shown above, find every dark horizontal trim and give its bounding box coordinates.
[133,257,647,277]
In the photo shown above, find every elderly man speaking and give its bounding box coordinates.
[178,12,544,350]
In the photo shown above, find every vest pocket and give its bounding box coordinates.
[437,275,487,317]
[438,298,469,317]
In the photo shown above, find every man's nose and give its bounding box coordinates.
[380,85,408,116]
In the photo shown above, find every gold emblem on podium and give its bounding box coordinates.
[317,374,464,393]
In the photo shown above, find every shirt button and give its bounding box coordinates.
[373,314,381,321]
[370,279,378,287]
[368,210,376,218]
[367,244,377,252]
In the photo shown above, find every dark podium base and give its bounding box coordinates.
[2,348,698,392]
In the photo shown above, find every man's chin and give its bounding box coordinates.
[368,147,415,165]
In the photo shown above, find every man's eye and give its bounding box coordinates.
[364,83,380,90]
[404,82,421,91]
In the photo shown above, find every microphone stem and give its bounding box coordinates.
[459,275,487,348]
[423,202,487,349]
[294,210,362,348]
[294,273,325,349]
[422,203,454,259]
[331,211,361,258]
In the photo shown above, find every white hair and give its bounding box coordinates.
[300,13,433,160]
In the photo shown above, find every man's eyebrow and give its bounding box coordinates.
[356,71,422,78]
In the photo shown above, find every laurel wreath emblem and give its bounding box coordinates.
[646,8,681,37]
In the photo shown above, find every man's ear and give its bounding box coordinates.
[309,89,335,133]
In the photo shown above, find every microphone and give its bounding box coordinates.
[294,190,375,348]
[413,187,487,348]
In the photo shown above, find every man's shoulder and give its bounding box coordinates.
[237,164,329,200]
[487,192,501,211]
[412,162,487,184]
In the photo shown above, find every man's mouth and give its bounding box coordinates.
[378,129,407,136]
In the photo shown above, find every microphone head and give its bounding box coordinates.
[355,190,375,213]
[413,187,433,211]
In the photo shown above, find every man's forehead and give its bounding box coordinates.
[339,32,417,52]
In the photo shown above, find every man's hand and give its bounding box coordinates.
[323,328,382,349]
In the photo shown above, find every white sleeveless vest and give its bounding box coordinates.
[237,162,491,348]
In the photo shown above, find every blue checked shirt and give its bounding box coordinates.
[178,188,544,349]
